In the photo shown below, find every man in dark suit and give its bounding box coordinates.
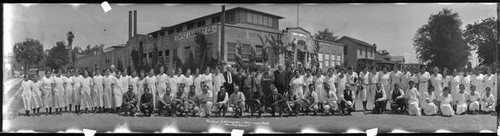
[267,84,286,117]
[223,65,236,96]
[274,65,288,95]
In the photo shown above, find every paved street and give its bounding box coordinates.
[3,78,496,133]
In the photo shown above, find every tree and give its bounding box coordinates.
[379,50,390,56]
[13,38,44,74]
[67,31,75,66]
[413,8,470,70]
[464,17,498,66]
[195,33,209,69]
[138,42,145,67]
[314,28,339,42]
[46,41,70,70]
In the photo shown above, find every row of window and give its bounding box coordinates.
[318,53,343,68]
[227,42,264,62]
[152,16,221,39]
[358,47,374,59]
[246,12,273,27]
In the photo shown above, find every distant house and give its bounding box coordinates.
[337,36,377,71]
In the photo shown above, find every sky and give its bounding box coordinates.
[3,3,498,66]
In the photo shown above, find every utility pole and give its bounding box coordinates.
[296,4,299,27]
[221,5,226,68]
[496,2,499,128]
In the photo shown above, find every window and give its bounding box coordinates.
[253,14,258,24]
[255,45,263,55]
[365,47,368,58]
[263,16,268,26]
[197,20,206,27]
[187,23,194,30]
[185,46,191,61]
[160,31,165,36]
[159,51,163,56]
[149,52,152,58]
[318,53,323,61]
[212,16,220,24]
[325,54,330,67]
[344,47,348,55]
[168,29,173,35]
[247,13,252,23]
[226,42,238,62]
[258,15,263,25]
[176,27,183,32]
[143,53,146,58]
[165,50,170,56]
[165,50,170,66]
[242,44,251,60]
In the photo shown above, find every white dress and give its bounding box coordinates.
[54,76,65,108]
[380,72,391,98]
[290,76,305,100]
[442,75,451,90]
[450,76,461,100]
[456,91,468,115]
[193,75,202,95]
[212,73,226,98]
[430,74,443,98]
[129,77,139,95]
[103,75,114,108]
[93,75,104,107]
[145,76,157,108]
[41,76,54,108]
[484,74,497,100]
[369,72,379,107]
[472,74,485,95]
[183,75,194,95]
[73,75,83,106]
[63,76,73,107]
[439,94,454,116]
[111,76,122,107]
[31,81,43,109]
[417,72,431,106]
[156,74,168,100]
[422,91,437,115]
[327,74,338,95]
[20,80,33,110]
[468,91,480,111]
[461,75,472,93]
[481,92,495,112]
[315,75,327,103]
[407,87,421,116]
[80,77,94,109]
[390,71,402,92]
[201,74,213,91]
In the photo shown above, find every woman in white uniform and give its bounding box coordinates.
[31,75,43,115]
[456,84,468,115]
[407,80,421,116]
[212,68,226,102]
[484,68,497,103]
[430,67,443,101]
[103,69,114,113]
[93,70,104,113]
[290,70,305,100]
[113,71,124,113]
[73,70,83,113]
[145,69,157,110]
[369,66,379,110]
[137,70,146,110]
[481,87,495,113]
[472,70,485,96]
[314,69,327,111]
[379,67,391,110]
[461,70,472,94]
[201,67,213,92]
[63,70,73,112]
[193,69,202,95]
[417,66,431,107]
[80,70,94,113]
[20,75,33,116]
[41,70,54,114]
[53,70,66,115]
[467,85,480,114]
[184,69,194,96]
[157,67,168,102]
[439,87,454,117]
[422,85,437,116]
[450,69,461,110]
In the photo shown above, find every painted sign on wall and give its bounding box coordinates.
[174,25,218,41]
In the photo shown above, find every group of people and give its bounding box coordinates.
[17,64,498,118]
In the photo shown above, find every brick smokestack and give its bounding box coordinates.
[129,11,132,40]
[134,10,137,37]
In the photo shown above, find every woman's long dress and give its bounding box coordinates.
[93,75,104,107]
[20,80,33,110]
[418,72,430,106]
[407,87,421,116]
[31,81,43,109]
[41,77,54,108]
[290,76,305,100]
[315,75,327,103]
[439,94,454,116]
[63,76,73,107]
[73,75,83,106]
[456,91,468,115]
[450,76,461,100]
[422,91,437,115]
[194,75,202,95]
[54,77,65,109]
[103,75,113,109]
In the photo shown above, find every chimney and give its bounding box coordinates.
[129,11,132,40]
[134,10,137,37]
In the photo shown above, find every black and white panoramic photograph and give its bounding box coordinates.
[2,3,500,134]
